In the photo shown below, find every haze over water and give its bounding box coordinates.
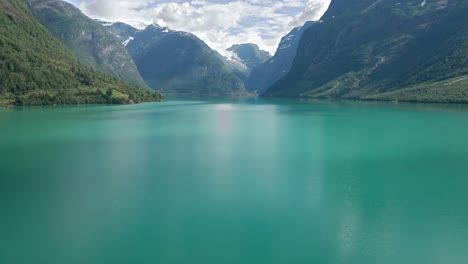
[1,99,468,264]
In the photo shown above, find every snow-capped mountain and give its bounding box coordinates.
[102,23,248,95]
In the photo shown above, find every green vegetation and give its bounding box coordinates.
[0,0,163,106]
[264,0,468,103]
[9,85,162,106]
[101,88,129,100]
[26,0,149,89]
[366,75,468,104]
[0,95,14,106]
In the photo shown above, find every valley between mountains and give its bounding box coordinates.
[1,0,467,106]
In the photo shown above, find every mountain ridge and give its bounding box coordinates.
[25,0,149,89]
[264,0,468,103]
[248,21,316,94]
[103,23,249,96]
[0,0,162,106]
[222,43,271,87]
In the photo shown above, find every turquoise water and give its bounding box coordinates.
[1,99,468,264]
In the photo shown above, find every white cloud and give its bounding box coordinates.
[71,0,331,54]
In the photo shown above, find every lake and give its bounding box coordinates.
[1,99,468,264]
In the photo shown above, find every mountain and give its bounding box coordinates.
[227,44,271,70]
[25,0,149,89]
[265,0,468,103]
[124,24,248,96]
[0,0,162,106]
[247,21,315,94]
[223,43,271,86]
[99,21,139,44]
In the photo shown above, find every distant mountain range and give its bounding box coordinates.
[227,44,271,70]
[222,43,271,88]
[102,23,249,96]
[264,0,468,103]
[0,0,162,106]
[1,0,467,105]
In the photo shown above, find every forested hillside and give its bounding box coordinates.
[265,0,468,103]
[0,0,162,106]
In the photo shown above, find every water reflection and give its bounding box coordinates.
[215,104,234,135]
[1,100,468,264]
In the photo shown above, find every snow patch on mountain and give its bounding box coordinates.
[122,37,134,46]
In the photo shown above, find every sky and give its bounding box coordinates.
[64,0,331,55]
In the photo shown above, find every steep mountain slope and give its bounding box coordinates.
[126,25,248,96]
[227,44,271,70]
[25,0,149,89]
[223,43,271,86]
[265,0,468,103]
[248,21,315,94]
[0,0,162,106]
[100,21,139,44]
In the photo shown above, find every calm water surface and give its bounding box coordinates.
[1,99,468,264]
